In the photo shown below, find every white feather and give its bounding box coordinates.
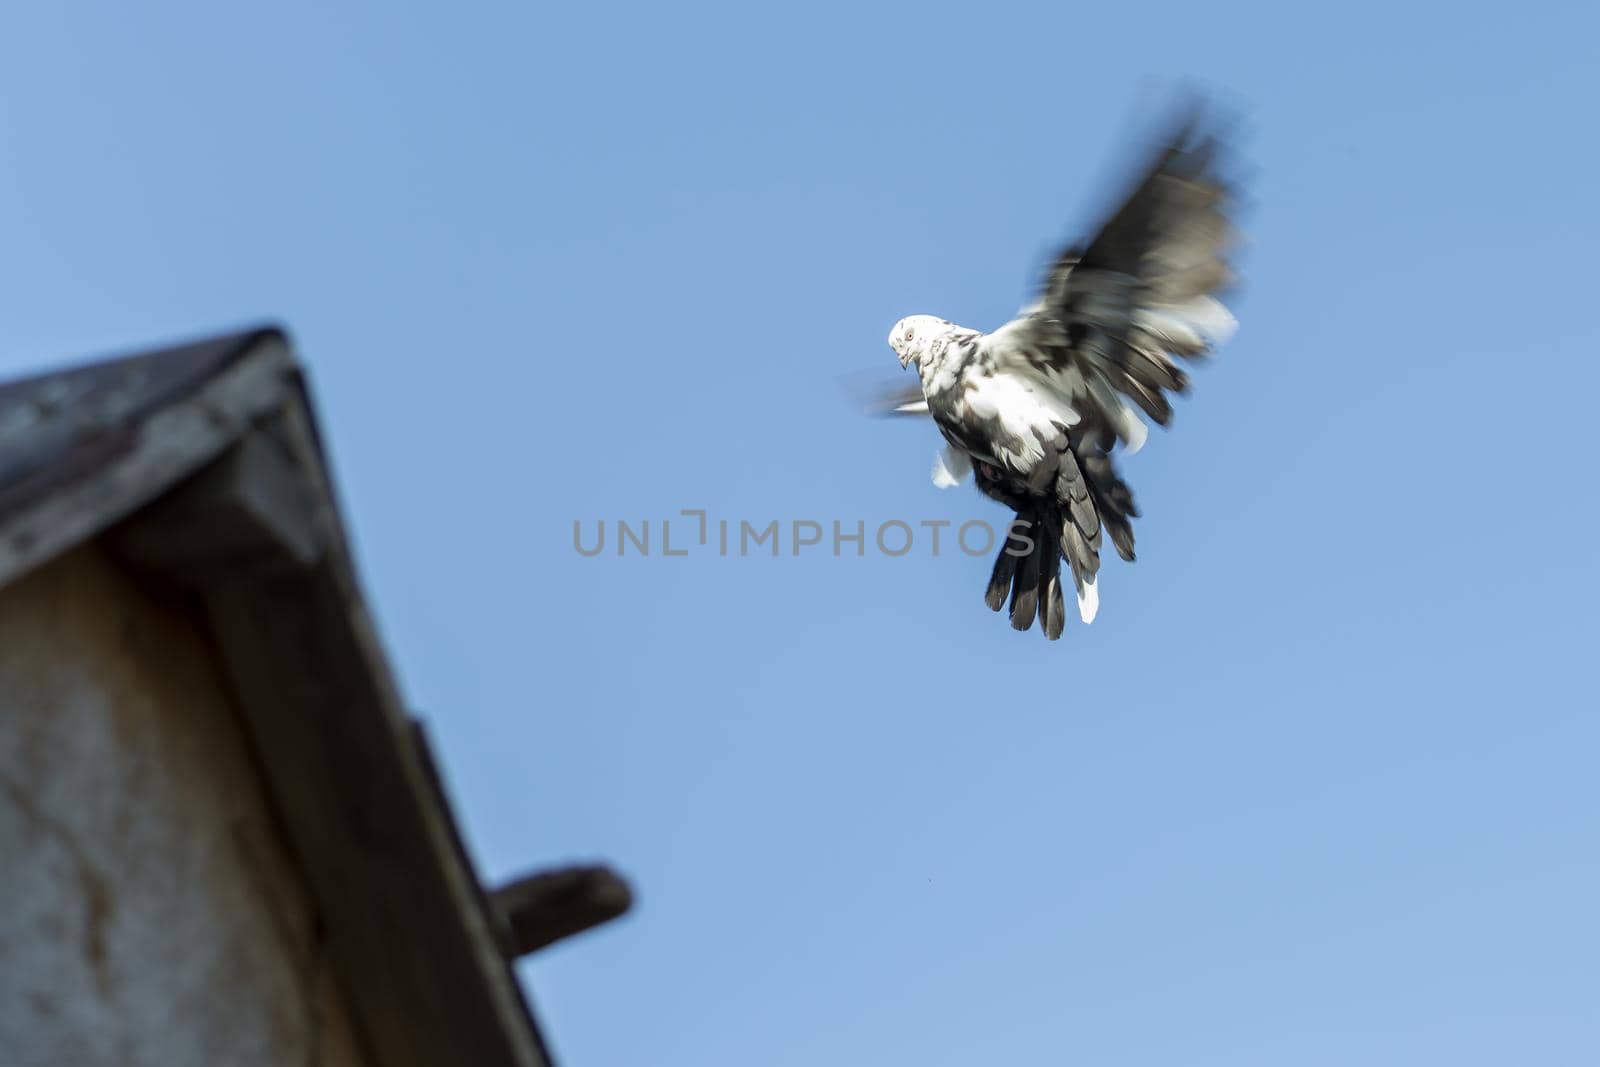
[1076,576,1099,624]
[1140,297,1237,348]
[962,372,1080,471]
[1119,405,1148,455]
[931,446,970,488]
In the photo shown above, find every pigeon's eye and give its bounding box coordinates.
[904,327,915,342]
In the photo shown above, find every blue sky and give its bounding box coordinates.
[3,3,1597,1063]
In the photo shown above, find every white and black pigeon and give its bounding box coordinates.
[882,103,1243,640]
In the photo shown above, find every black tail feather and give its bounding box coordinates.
[1079,444,1139,564]
[1008,516,1042,631]
[984,532,1017,612]
[1037,511,1067,640]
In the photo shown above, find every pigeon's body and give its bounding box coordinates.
[884,106,1242,639]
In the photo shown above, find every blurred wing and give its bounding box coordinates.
[857,377,971,488]
[991,102,1241,445]
[865,379,931,417]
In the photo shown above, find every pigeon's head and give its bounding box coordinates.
[887,315,955,370]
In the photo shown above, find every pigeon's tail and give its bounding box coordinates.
[980,435,1139,640]
[1051,439,1140,628]
[981,506,1076,640]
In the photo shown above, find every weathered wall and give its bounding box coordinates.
[0,544,372,1067]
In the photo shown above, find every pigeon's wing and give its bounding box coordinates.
[846,375,932,418]
[988,103,1241,447]
[875,380,931,417]
[861,379,982,487]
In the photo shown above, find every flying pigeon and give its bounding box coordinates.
[883,104,1243,640]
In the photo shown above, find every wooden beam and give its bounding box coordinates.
[491,866,634,959]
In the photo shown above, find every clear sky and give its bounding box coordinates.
[3,3,1597,1064]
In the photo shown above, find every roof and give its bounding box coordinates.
[0,327,626,1066]
[0,329,274,578]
